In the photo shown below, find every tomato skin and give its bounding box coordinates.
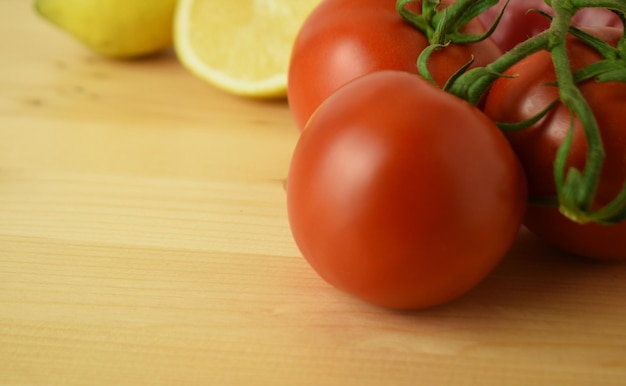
[523,209,626,260]
[287,0,502,131]
[287,71,527,309]
[479,0,622,52]
[483,27,626,260]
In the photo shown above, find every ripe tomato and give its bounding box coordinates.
[484,27,626,260]
[287,71,527,309]
[479,0,622,52]
[287,0,502,131]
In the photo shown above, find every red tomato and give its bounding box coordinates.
[483,27,626,260]
[287,0,502,131]
[287,71,527,309]
[479,0,622,52]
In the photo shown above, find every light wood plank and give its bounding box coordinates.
[2,1,626,385]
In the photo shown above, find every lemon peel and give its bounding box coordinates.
[35,0,177,59]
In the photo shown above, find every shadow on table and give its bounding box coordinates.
[408,226,626,316]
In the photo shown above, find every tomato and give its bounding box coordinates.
[287,0,502,131]
[479,0,622,52]
[483,27,626,260]
[287,71,527,309]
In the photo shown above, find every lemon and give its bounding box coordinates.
[35,0,177,59]
[174,0,320,98]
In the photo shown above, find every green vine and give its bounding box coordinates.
[396,0,626,225]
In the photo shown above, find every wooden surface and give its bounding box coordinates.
[2,1,626,385]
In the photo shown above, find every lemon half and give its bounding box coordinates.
[174,0,319,98]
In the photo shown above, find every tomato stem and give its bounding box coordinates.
[446,0,626,224]
[396,0,500,45]
[547,0,607,222]
[396,0,430,36]
[445,30,551,104]
[431,0,500,44]
[398,0,626,224]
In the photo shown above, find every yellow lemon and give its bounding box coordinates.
[35,0,177,59]
[174,0,320,98]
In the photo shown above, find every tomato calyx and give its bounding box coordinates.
[396,0,506,86]
[396,0,500,45]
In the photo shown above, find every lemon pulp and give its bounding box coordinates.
[174,0,319,98]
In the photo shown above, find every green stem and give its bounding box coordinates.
[432,0,500,28]
[397,0,626,224]
[396,0,500,45]
[567,0,626,10]
[549,0,606,222]
[396,0,429,35]
[446,31,551,104]
[430,0,477,37]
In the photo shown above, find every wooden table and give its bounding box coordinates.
[2,1,625,384]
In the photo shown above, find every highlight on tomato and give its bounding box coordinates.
[286,71,527,309]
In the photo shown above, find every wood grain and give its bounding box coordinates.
[2,1,626,385]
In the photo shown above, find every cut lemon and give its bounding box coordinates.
[174,0,320,98]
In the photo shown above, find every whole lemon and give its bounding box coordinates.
[35,0,177,59]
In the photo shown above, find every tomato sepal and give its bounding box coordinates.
[495,99,560,133]
[396,0,501,45]
[456,0,510,45]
